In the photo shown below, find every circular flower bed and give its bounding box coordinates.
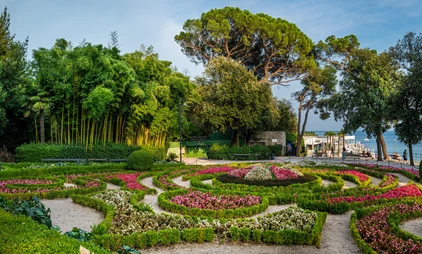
[217,164,315,187]
[170,190,262,210]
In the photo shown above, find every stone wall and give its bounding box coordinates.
[250,131,286,155]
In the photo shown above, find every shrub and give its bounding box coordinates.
[207,143,231,159]
[15,143,141,162]
[127,150,154,170]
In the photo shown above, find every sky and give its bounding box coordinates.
[4,0,422,131]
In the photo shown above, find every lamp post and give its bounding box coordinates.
[179,99,183,163]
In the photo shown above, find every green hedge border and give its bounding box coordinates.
[158,189,269,218]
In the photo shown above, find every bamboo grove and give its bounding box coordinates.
[27,39,196,150]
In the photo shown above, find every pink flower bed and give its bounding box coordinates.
[158,170,191,189]
[170,191,262,210]
[270,167,299,180]
[195,166,233,175]
[0,180,101,194]
[0,179,54,188]
[228,168,250,178]
[337,170,369,182]
[357,203,422,253]
[327,184,422,203]
[105,173,148,190]
[348,163,420,178]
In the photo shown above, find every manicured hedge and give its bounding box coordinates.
[0,163,125,178]
[207,144,271,160]
[158,189,269,218]
[0,209,110,254]
[15,143,142,162]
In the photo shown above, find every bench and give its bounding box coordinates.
[233,154,251,160]
[41,158,128,163]
[41,158,83,162]
[345,153,361,160]
[233,154,266,160]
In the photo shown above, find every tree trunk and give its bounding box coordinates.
[343,135,345,149]
[379,133,390,160]
[409,144,414,166]
[296,102,302,157]
[338,136,341,156]
[40,108,45,144]
[296,101,312,157]
[376,137,383,161]
[231,129,239,146]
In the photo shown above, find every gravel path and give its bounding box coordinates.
[202,179,213,185]
[172,176,191,188]
[400,219,422,238]
[390,173,416,186]
[321,179,334,187]
[342,180,358,189]
[370,176,382,186]
[41,198,104,233]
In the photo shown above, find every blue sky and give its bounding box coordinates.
[4,0,422,131]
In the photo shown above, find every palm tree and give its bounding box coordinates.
[338,129,347,156]
[23,89,51,144]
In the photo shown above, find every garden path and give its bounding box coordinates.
[370,176,382,186]
[342,180,358,189]
[390,173,418,186]
[41,182,120,233]
[172,176,191,188]
[202,179,213,185]
[321,179,334,186]
[401,219,422,238]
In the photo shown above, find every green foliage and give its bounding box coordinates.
[207,144,272,160]
[195,57,279,143]
[207,143,231,159]
[127,150,154,170]
[15,143,140,162]
[0,196,52,227]
[0,209,110,254]
[267,145,283,156]
[388,32,422,165]
[64,227,93,242]
[175,7,314,86]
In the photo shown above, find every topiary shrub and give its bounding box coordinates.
[127,150,154,170]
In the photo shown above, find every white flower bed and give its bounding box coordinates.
[92,190,318,236]
[244,164,273,181]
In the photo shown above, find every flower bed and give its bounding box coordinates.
[194,166,233,175]
[159,189,269,218]
[348,163,420,179]
[352,203,422,253]
[170,190,261,210]
[336,170,369,183]
[105,173,148,190]
[270,167,299,180]
[379,174,398,188]
[86,190,326,250]
[327,184,422,204]
[228,168,250,178]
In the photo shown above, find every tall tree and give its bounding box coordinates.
[0,7,31,149]
[388,32,422,166]
[195,56,277,145]
[328,49,396,160]
[294,66,337,156]
[175,7,315,85]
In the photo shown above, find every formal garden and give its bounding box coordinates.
[1,149,422,254]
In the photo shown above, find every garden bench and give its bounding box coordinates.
[108,159,128,163]
[41,158,83,162]
[233,154,251,160]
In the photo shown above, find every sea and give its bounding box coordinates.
[313,131,422,159]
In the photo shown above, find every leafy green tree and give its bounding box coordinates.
[175,7,315,85]
[388,32,422,166]
[329,49,396,160]
[294,66,337,156]
[0,7,31,149]
[195,56,276,145]
[273,99,297,133]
